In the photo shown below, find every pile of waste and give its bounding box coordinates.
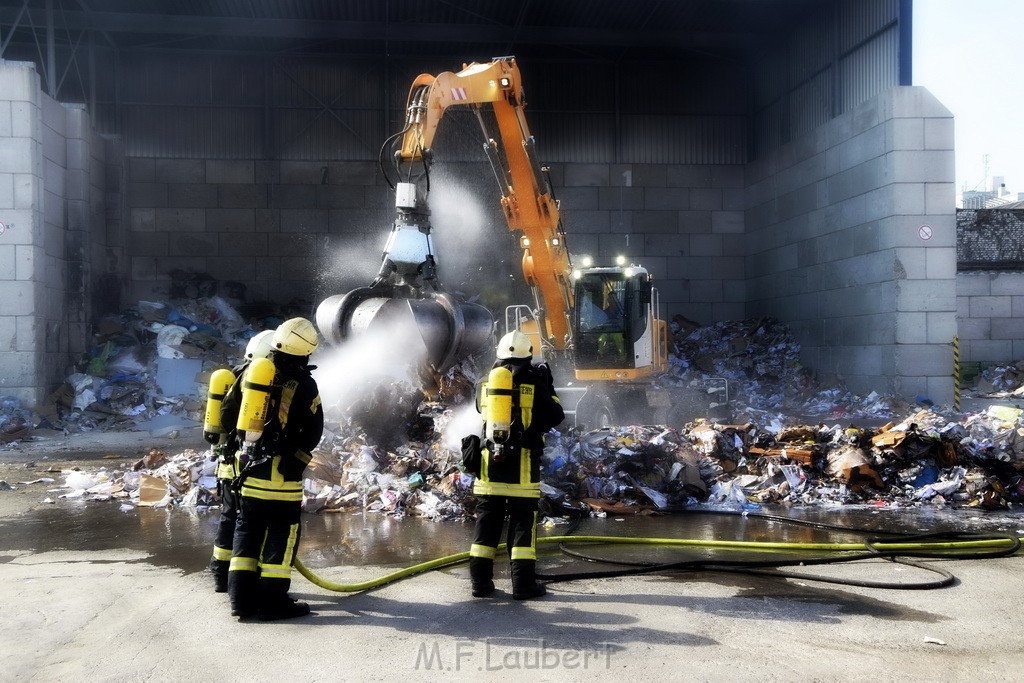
[664,316,915,423]
[539,404,1024,514]
[49,400,1024,518]
[44,447,218,509]
[7,309,1023,517]
[0,396,34,444]
[974,361,1024,396]
[301,405,477,520]
[2,293,298,438]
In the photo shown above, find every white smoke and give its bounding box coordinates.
[310,316,427,418]
[440,402,483,452]
[318,241,387,293]
[427,170,512,292]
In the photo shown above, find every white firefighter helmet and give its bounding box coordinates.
[273,317,319,357]
[496,330,533,360]
[244,330,275,360]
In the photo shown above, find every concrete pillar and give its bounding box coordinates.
[0,61,45,406]
[0,60,109,408]
[745,86,956,404]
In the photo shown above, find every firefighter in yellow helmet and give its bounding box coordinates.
[467,330,564,599]
[204,329,275,593]
[221,317,323,621]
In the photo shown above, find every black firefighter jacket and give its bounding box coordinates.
[220,354,323,503]
[474,360,564,499]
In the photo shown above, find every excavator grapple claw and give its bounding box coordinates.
[315,287,493,377]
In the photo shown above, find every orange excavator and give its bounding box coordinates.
[317,57,691,423]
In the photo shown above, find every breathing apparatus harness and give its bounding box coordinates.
[229,356,280,495]
[229,355,318,495]
[203,367,242,497]
[483,365,518,463]
[479,359,541,465]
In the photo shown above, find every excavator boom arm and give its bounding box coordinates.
[396,58,575,351]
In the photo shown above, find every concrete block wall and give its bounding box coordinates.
[100,135,126,314]
[124,157,745,324]
[124,158,395,308]
[0,61,45,405]
[553,162,746,323]
[745,87,957,402]
[0,60,107,407]
[956,272,1024,362]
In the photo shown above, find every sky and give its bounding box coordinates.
[914,0,1024,195]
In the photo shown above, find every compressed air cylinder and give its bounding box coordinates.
[235,357,276,445]
[484,366,514,444]
[203,368,237,444]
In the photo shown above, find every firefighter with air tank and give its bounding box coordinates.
[467,330,564,600]
[220,317,324,621]
[202,330,275,593]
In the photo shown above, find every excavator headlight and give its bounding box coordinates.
[624,267,635,278]
[572,269,582,280]
[550,237,560,247]
[615,255,626,266]
[580,255,593,268]
[499,77,511,88]
[520,236,530,248]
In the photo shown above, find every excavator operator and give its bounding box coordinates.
[468,330,565,600]
[578,280,626,361]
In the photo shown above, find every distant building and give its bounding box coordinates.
[959,176,1014,208]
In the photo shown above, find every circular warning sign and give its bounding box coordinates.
[918,225,933,241]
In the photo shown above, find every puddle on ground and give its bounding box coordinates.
[0,502,1018,579]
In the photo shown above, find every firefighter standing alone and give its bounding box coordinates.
[468,330,564,600]
[222,317,324,621]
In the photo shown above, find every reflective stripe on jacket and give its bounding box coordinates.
[239,455,307,502]
[216,455,238,481]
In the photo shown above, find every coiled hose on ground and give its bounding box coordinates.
[294,509,1022,593]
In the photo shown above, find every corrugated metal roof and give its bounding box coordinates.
[1,0,901,163]
[0,0,829,59]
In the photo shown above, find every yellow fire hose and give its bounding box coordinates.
[294,533,1023,593]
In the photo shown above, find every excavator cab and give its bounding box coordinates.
[572,266,665,381]
[574,273,630,367]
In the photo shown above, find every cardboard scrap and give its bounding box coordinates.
[581,498,657,515]
[137,473,169,507]
[748,446,815,465]
[871,422,902,448]
[826,446,884,490]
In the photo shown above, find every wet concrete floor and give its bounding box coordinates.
[1,501,1020,577]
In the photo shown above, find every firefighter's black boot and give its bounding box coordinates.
[210,559,228,593]
[228,570,259,619]
[258,599,311,621]
[511,560,547,600]
[470,557,495,598]
[258,580,311,621]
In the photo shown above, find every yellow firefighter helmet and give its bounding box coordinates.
[273,317,319,357]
